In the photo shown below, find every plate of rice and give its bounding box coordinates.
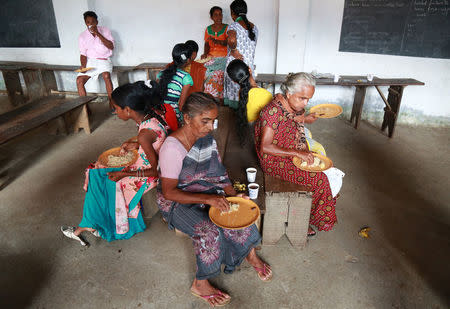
[292,153,333,172]
[98,147,138,167]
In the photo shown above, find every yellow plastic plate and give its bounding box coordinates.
[209,197,260,230]
[292,153,333,172]
[310,103,343,118]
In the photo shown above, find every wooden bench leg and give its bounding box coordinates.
[46,116,68,135]
[65,104,91,134]
[381,86,404,138]
[117,71,130,86]
[262,192,289,245]
[286,192,312,248]
[2,70,25,107]
[40,70,58,95]
[350,86,367,129]
[22,69,45,101]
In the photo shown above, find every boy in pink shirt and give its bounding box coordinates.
[77,11,115,110]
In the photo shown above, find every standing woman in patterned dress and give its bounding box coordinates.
[254,73,340,235]
[223,0,259,109]
[200,6,229,101]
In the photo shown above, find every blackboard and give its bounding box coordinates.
[0,0,60,48]
[339,0,450,59]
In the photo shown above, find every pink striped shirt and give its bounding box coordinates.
[78,26,114,59]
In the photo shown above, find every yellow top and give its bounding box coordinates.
[247,88,273,122]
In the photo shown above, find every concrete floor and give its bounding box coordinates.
[0,100,449,309]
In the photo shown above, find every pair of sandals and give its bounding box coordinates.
[191,262,272,306]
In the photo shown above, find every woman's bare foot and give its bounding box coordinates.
[190,278,231,307]
[308,226,316,237]
[245,248,272,281]
[73,226,95,237]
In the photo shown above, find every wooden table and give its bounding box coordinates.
[256,74,425,138]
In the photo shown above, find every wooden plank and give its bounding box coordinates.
[0,96,56,123]
[0,95,96,144]
[262,192,289,245]
[221,115,266,213]
[68,105,91,134]
[1,70,25,106]
[135,62,168,70]
[256,73,425,86]
[350,86,367,129]
[22,69,44,101]
[40,70,58,95]
[212,106,233,161]
[382,86,404,138]
[285,192,312,248]
[264,174,308,193]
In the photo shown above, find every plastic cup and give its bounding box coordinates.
[246,167,257,183]
[248,183,259,200]
[367,74,374,81]
[334,74,340,83]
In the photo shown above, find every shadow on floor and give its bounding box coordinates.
[351,126,450,305]
[0,252,52,309]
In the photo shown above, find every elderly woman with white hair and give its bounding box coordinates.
[254,72,338,235]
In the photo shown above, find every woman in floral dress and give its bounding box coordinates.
[255,73,340,234]
[223,0,259,109]
[157,93,272,307]
[61,81,168,245]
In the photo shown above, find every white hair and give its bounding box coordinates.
[280,72,316,95]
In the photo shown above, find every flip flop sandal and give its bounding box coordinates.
[60,226,89,247]
[190,289,231,307]
[252,263,273,282]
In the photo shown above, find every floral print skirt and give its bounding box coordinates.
[159,202,261,280]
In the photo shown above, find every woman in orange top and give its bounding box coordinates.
[200,6,228,100]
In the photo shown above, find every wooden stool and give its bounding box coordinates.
[262,175,312,248]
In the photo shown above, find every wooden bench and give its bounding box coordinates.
[220,106,313,247]
[0,95,97,190]
[0,61,137,109]
[263,175,312,248]
[0,95,97,144]
[256,74,424,138]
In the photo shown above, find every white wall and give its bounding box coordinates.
[274,0,450,125]
[0,0,278,94]
[276,0,310,73]
[0,0,88,64]
[0,0,449,124]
